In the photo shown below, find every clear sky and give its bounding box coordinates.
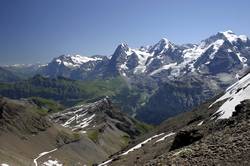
[1,0,250,65]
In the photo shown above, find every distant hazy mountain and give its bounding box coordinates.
[0,67,19,82]
[2,63,45,78]
[39,54,109,80]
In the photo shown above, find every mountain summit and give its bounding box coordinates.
[219,30,248,43]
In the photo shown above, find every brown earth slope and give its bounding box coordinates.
[0,97,150,166]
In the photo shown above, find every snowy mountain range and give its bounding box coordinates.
[3,30,249,82]
[109,30,250,78]
[29,30,248,81]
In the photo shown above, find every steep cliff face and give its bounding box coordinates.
[136,77,215,124]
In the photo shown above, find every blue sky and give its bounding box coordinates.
[1,0,250,65]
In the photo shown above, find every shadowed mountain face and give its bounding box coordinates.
[136,77,213,124]
[0,97,150,165]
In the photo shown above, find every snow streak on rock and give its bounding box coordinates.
[210,73,250,119]
[33,148,58,166]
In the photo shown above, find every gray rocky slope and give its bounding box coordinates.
[99,72,250,166]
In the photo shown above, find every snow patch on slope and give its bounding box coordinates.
[60,107,95,131]
[133,50,154,73]
[155,132,175,143]
[34,148,58,166]
[236,53,248,67]
[98,132,174,165]
[52,98,111,132]
[98,159,113,166]
[210,73,250,119]
[121,133,164,155]
[72,114,95,131]
[208,39,224,60]
[197,121,204,126]
[1,164,9,166]
[42,159,63,166]
[150,63,177,75]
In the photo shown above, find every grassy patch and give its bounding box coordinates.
[173,148,193,157]
[29,97,64,113]
[34,107,49,116]
[134,120,154,134]
[121,135,130,148]
[87,130,99,143]
[0,83,12,89]
[56,130,81,146]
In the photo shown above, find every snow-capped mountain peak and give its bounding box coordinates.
[119,43,129,50]
[150,38,174,53]
[219,30,248,43]
[112,43,131,58]
[54,54,103,68]
[159,38,170,44]
[111,43,154,74]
